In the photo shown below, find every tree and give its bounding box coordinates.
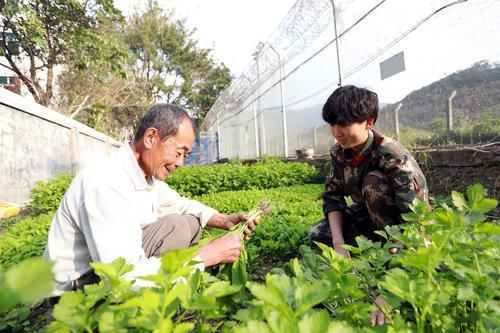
[44,0,231,136]
[124,0,231,117]
[0,0,126,107]
[54,18,152,137]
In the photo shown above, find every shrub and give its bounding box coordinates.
[168,158,322,196]
[0,213,53,271]
[28,173,74,214]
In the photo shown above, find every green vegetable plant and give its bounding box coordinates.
[47,248,242,332]
[1,169,498,333]
[0,213,54,270]
[0,258,54,332]
[27,173,74,215]
[167,158,321,197]
[206,199,274,288]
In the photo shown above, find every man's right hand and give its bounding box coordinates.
[198,233,243,267]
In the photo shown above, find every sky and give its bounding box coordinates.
[114,0,297,75]
[113,0,500,108]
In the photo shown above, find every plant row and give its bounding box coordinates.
[25,158,322,214]
[167,158,322,197]
[0,184,323,273]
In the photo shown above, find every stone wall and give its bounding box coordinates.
[0,88,121,203]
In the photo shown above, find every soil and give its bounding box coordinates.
[416,143,499,219]
[422,164,499,199]
[294,142,500,200]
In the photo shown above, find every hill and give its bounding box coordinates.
[378,60,500,134]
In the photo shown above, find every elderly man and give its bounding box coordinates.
[44,104,254,296]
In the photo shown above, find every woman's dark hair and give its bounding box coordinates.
[322,85,378,125]
[134,104,193,142]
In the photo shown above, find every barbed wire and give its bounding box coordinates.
[203,0,388,131]
[203,0,348,130]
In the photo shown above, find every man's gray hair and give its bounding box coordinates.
[134,104,193,142]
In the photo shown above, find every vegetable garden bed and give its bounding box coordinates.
[0,159,498,332]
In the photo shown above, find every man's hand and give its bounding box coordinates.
[371,294,391,326]
[198,233,243,267]
[207,213,260,240]
[333,243,351,259]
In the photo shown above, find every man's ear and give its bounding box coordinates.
[143,128,157,149]
[366,118,375,129]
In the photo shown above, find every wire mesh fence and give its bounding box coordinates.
[202,0,500,161]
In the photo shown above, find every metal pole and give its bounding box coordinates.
[330,0,343,86]
[242,74,260,158]
[254,48,266,155]
[265,42,288,158]
[447,90,457,142]
[216,113,221,160]
[225,113,231,158]
[394,103,402,141]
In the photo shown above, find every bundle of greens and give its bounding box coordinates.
[230,199,273,237]
[221,199,274,287]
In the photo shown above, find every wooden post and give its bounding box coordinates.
[394,103,402,140]
[313,126,318,149]
[447,90,457,142]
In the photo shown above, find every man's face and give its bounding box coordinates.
[330,119,372,153]
[144,117,195,180]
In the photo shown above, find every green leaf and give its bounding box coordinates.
[355,236,374,251]
[295,281,330,315]
[327,321,356,333]
[231,246,248,286]
[266,309,298,333]
[98,311,129,333]
[457,285,475,300]
[397,246,442,272]
[52,291,90,331]
[471,198,498,214]
[380,268,413,301]
[466,184,485,205]
[173,322,195,333]
[247,277,292,316]
[91,257,133,281]
[290,258,304,278]
[473,223,500,235]
[452,191,468,211]
[298,310,330,333]
[203,281,241,298]
[233,320,272,333]
[0,257,53,310]
[160,247,199,274]
[233,306,265,323]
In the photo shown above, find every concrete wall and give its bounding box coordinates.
[0,88,121,203]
